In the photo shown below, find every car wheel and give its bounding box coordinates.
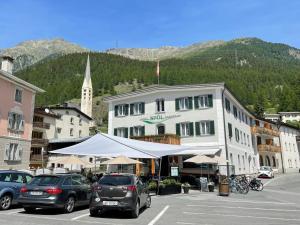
[64,196,75,213]
[90,208,98,217]
[24,207,36,213]
[145,196,151,208]
[131,200,140,218]
[0,194,12,210]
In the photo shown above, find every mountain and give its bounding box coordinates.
[15,38,300,121]
[1,38,89,71]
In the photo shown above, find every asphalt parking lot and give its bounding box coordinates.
[1,173,300,225]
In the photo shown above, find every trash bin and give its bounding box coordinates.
[219,182,229,196]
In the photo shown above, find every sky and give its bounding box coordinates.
[1,0,300,50]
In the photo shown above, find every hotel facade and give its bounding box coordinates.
[105,83,260,175]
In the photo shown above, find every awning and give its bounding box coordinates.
[169,147,221,156]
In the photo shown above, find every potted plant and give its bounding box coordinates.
[182,182,191,194]
[158,178,182,195]
[148,180,158,193]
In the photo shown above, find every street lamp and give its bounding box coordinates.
[276,116,285,174]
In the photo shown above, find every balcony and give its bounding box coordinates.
[131,134,180,145]
[30,154,49,162]
[257,144,281,153]
[33,122,50,129]
[31,138,49,146]
[251,126,279,137]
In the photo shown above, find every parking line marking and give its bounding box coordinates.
[183,212,300,222]
[213,199,295,205]
[71,213,90,221]
[148,205,169,225]
[186,205,300,212]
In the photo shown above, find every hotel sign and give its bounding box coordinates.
[141,114,181,124]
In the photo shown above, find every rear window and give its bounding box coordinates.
[99,175,133,186]
[29,176,61,186]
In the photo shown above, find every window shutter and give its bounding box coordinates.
[124,104,129,116]
[124,128,128,138]
[130,127,134,137]
[17,145,23,161]
[114,105,118,117]
[141,126,145,136]
[130,104,134,115]
[4,144,10,161]
[175,99,180,111]
[176,123,181,136]
[8,112,13,129]
[141,102,145,114]
[19,115,25,131]
[210,121,215,135]
[114,128,117,136]
[194,96,199,109]
[195,122,201,136]
[189,122,194,136]
[188,97,193,109]
[208,95,213,107]
[228,123,233,138]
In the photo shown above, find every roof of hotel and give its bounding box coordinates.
[40,106,93,121]
[0,69,45,93]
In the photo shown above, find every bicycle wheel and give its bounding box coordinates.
[256,182,264,191]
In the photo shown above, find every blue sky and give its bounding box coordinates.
[1,0,300,50]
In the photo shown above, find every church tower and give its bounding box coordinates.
[81,55,93,117]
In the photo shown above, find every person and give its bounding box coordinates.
[87,169,93,183]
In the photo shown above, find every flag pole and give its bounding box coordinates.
[156,60,160,85]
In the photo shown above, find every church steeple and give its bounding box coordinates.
[81,55,93,117]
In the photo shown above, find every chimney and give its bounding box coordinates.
[1,56,14,74]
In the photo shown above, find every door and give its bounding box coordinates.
[136,178,146,206]
[10,173,26,200]
[71,175,84,204]
[80,176,92,204]
[157,124,165,135]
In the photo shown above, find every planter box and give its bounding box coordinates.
[158,185,181,195]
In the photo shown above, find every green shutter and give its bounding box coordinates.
[130,127,133,137]
[141,126,145,136]
[195,122,201,136]
[210,121,215,135]
[189,122,194,136]
[124,104,129,116]
[208,95,213,107]
[175,99,180,111]
[228,123,232,138]
[114,128,117,136]
[194,96,199,109]
[130,104,134,115]
[114,105,118,117]
[188,97,193,109]
[141,102,145,114]
[124,128,128,138]
[176,123,181,136]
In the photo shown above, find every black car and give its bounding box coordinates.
[89,173,151,218]
[18,174,92,213]
[0,170,33,210]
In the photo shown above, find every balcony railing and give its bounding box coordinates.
[33,122,50,129]
[257,144,281,153]
[131,134,180,145]
[30,154,49,162]
[31,138,49,146]
[251,126,279,137]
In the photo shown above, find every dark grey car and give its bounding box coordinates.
[89,174,151,218]
[18,174,92,213]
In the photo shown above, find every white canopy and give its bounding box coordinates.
[51,133,197,159]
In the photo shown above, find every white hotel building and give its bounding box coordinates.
[104,83,260,175]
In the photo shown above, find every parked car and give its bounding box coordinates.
[0,170,33,210]
[18,174,92,213]
[258,166,274,178]
[89,173,151,218]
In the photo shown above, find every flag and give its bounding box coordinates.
[156,60,160,77]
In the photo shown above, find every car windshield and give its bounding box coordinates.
[99,175,132,186]
[260,166,271,171]
[29,176,61,186]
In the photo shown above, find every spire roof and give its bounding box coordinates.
[85,54,91,81]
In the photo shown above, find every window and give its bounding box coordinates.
[233,106,238,118]
[175,97,193,111]
[11,173,24,183]
[8,112,24,131]
[15,88,22,103]
[235,128,240,142]
[114,104,129,117]
[70,128,74,136]
[129,126,145,137]
[130,102,145,115]
[63,177,72,186]
[70,117,74,124]
[247,135,250,147]
[79,119,82,125]
[238,155,241,171]
[156,99,165,112]
[33,116,43,123]
[238,111,241,121]
[66,111,69,115]
[79,130,82,137]
[230,153,233,165]
[32,131,43,139]
[194,95,213,109]
[240,131,243,144]
[157,124,165,135]
[57,128,62,134]
[228,123,233,138]
[243,133,246,145]
[195,121,215,136]
[225,98,231,112]
[114,127,129,138]
[4,143,22,161]
[242,155,245,170]
[89,158,93,163]
[176,122,194,137]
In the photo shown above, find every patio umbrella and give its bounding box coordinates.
[52,155,93,170]
[101,156,143,173]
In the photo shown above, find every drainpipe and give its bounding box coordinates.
[221,88,230,178]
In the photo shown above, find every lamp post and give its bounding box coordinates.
[276,117,285,174]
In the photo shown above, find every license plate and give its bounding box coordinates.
[30,191,43,196]
[103,201,118,206]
